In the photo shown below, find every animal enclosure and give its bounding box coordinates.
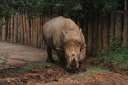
[0,10,128,55]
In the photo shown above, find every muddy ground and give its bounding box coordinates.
[0,42,128,85]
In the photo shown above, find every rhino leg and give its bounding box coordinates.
[57,51,66,67]
[80,47,86,63]
[46,46,54,63]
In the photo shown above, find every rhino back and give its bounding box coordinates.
[43,16,80,50]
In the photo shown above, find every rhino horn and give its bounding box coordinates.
[79,28,82,36]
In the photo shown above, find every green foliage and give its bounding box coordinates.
[5,61,51,73]
[0,0,122,18]
[102,0,120,12]
[0,54,9,69]
[86,67,110,73]
[72,66,110,80]
[98,37,128,70]
[85,0,120,12]
[0,0,16,18]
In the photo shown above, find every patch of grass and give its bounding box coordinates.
[98,37,128,70]
[0,54,9,69]
[86,67,110,73]
[72,67,110,80]
[5,61,52,73]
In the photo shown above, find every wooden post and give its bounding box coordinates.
[2,18,6,42]
[25,15,29,45]
[23,14,27,44]
[0,19,2,41]
[10,17,14,43]
[102,14,110,50]
[18,15,22,44]
[87,11,94,55]
[124,0,127,10]
[21,15,24,44]
[33,18,36,47]
[38,16,41,48]
[109,11,115,43]
[7,19,10,42]
[98,12,103,51]
[35,17,38,47]
[13,15,17,43]
[93,11,98,55]
[115,11,123,45]
[31,18,33,46]
[40,15,43,49]
[121,11,128,47]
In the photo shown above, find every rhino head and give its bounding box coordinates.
[62,29,82,70]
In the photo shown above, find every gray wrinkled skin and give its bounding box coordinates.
[43,16,86,70]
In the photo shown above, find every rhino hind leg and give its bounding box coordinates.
[46,46,54,63]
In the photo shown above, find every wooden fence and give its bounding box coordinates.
[0,14,51,49]
[0,10,128,55]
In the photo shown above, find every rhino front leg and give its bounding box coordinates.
[79,47,86,63]
[46,46,54,63]
[57,51,67,67]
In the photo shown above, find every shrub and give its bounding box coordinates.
[5,61,51,73]
[0,54,9,69]
[98,37,128,70]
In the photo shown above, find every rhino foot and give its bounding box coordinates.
[46,59,54,63]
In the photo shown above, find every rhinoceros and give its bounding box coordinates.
[43,16,86,70]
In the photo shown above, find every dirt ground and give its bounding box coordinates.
[0,42,128,85]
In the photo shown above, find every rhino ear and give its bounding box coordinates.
[62,29,66,36]
[62,29,68,42]
[79,28,82,36]
[78,28,82,42]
